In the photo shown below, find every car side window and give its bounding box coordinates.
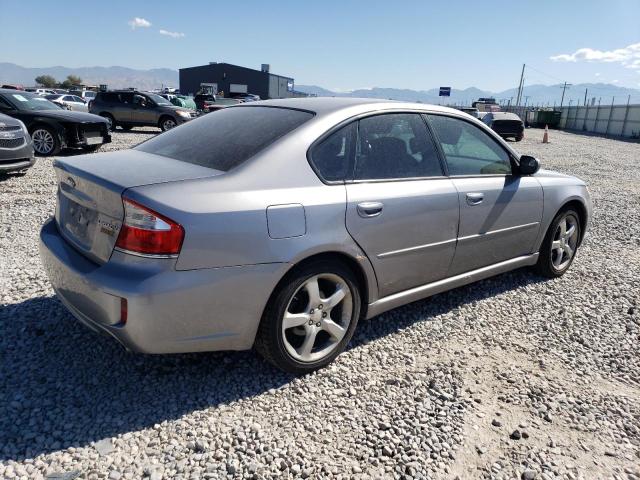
[427,114,512,175]
[0,96,13,110]
[309,123,355,182]
[354,113,443,180]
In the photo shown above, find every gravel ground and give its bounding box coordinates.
[0,127,639,480]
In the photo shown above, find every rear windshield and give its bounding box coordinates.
[135,106,314,172]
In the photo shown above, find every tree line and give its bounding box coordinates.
[34,74,83,89]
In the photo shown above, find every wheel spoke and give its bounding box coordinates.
[304,277,321,306]
[323,285,346,309]
[283,312,310,330]
[559,218,567,237]
[552,240,562,250]
[552,248,564,267]
[563,244,574,259]
[564,224,576,239]
[297,328,318,358]
[322,319,346,340]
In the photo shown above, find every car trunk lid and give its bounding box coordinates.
[54,149,221,264]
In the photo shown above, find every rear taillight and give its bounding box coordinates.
[115,198,184,256]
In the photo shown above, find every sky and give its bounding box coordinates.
[1,0,639,92]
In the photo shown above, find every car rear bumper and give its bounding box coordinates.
[39,217,287,353]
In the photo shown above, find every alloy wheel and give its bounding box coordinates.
[282,273,353,363]
[162,118,176,131]
[551,213,579,270]
[32,129,55,155]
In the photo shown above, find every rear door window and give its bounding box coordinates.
[135,106,314,172]
[354,113,443,180]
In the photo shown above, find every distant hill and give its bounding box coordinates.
[0,63,178,90]
[2,63,638,105]
[297,83,640,106]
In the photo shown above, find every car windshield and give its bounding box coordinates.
[144,92,172,106]
[135,106,314,172]
[6,92,61,111]
[45,94,61,100]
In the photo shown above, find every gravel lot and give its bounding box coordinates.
[1,127,639,480]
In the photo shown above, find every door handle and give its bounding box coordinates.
[357,201,384,218]
[466,192,484,206]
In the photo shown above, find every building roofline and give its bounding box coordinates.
[179,62,293,80]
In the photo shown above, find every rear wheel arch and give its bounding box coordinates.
[268,251,370,322]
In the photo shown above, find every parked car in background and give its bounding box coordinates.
[0,89,111,156]
[25,88,56,96]
[90,90,197,131]
[45,94,89,112]
[39,98,591,373]
[1,84,24,90]
[203,97,242,113]
[229,92,261,102]
[193,93,216,111]
[482,112,525,141]
[0,112,35,175]
[458,107,480,119]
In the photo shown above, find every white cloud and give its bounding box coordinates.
[611,79,619,83]
[128,17,151,29]
[594,72,601,77]
[159,29,185,38]
[550,42,640,70]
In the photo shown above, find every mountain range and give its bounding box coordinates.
[1,62,638,105]
[295,84,640,106]
[0,63,178,91]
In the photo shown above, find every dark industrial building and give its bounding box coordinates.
[179,62,309,100]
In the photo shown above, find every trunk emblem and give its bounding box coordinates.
[66,176,76,189]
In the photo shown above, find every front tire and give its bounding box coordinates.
[159,116,177,132]
[31,126,61,156]
[535,208,581,278]
[255,260,361,374]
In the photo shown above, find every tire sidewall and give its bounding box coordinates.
[541,208,581,276]
[160,117,176,132]
[31,126,60,156]
[100,113,115,131]
[263,262,361,373]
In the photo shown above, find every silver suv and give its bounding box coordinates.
[90,90,197,132]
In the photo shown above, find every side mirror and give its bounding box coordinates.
[519,155,540,175]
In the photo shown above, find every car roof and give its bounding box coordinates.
[238,97,464,117]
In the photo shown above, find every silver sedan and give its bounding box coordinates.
[39,98,591,373]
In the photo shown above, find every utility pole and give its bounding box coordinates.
[560,81,572,108]
[583,88,588,107]
[516,64,525,106]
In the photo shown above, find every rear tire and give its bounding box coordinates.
[255,260,361,374]
[534,208,581,278]
[99,113,115,132]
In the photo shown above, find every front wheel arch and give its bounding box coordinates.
[558,199,588,246]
